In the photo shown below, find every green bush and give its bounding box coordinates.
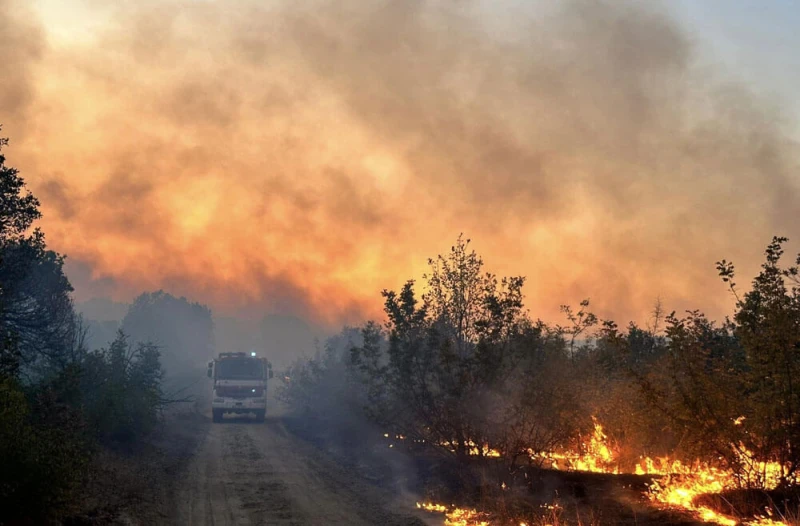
[81,331,164,445]
[0,127,168,523]
[0,376,88,524]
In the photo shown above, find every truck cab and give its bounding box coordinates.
[207,352,274,423]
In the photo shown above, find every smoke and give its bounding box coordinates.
[2,0,799,326]
[0,0,45,126]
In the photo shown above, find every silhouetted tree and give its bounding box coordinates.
[351,236,580,466]
[0,127,89,521]
[633,237,800,488]
[720,236,800,485]
[639,311,744,462]
[0,127,83,379]
[81,330,164,444]
[121,290,214,376]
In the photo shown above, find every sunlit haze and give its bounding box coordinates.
[3,0,800,328]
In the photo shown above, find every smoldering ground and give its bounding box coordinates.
[277,327,434,517]
[1,0,798,328]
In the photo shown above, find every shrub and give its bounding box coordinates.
[81,331,164,445]
[0,376,88,523]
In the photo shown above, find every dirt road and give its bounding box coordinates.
[172,402,428,526]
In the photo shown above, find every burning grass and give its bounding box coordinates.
[417,502,491,526]
[403,420,798,526]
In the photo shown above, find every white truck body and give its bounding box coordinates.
[207,352,273,423]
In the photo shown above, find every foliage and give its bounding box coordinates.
[721,237,800,485]
[349,236,583,466]
[0,127,83,380]
[282,234,800,494]
[269,229,800,500]
[0,130,40,242]
[635,311,744,463]
[278,327,381,464]
[0,233,85,377]
[0,127,89,522]
[485,321,585,468]
[631,237,800,488]
[0,375,89,523]
[0,126,167,522]
[585,317,673,463]
[82,330,164,444]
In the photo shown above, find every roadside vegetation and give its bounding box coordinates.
[0,126,206,525]
[280,233,800,525]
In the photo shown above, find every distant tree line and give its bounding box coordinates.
[281,234,800,490]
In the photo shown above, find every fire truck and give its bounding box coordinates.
[207,351,274,423]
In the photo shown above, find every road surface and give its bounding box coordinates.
[172,401,428,525]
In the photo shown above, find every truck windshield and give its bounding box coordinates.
[216,358,264,379]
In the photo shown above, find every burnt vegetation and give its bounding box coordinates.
[280,234,800,524]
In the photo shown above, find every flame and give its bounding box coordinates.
[438,439,502,458]
[646,468,736,526]
[643,448,789,526]
[530,420,618,474]
[413,418,790,526]
[416,502,490,526]
[417,502,448,513]
[550,422,789,526]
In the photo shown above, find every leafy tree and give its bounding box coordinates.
[0,129,40,242]
[1,233,86,376]
[0,127,83,379]
[638,311,744,462]
[0,374,88,523]
[485,321,584,469]
[559,299,598,360]
[0,127,170,523]
[81,330,164,444]
[350,236,579,467]
[587,318,674,464]
[719,236,800,486]
[633,237,800,488]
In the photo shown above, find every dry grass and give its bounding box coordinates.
[64,405,207,525]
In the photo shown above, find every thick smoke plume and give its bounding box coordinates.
[2,0,798,326]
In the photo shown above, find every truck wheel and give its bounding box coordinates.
[254,410,265,423]
[212,409,223,423]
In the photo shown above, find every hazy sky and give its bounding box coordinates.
[2,0,799,328]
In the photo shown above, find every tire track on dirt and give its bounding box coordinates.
[173,408,427,526]
[226,423,300,525]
